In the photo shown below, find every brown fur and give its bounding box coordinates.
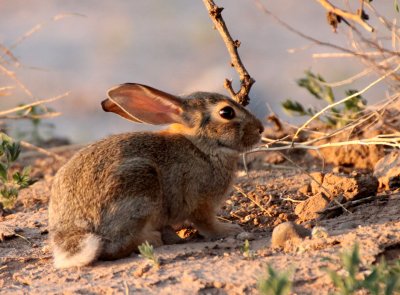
[48,84,263,268]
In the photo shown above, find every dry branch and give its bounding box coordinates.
[293,64,400,141]
[0,92,69,117]
[253,0,367,58]
[0,112,62,120]
[0,64,33,98]
[20,141,66,162]
[315,0,374,32]
[10,13,85,50]
[202,0,254,106]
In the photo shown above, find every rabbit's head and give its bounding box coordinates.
[102,83,263,153]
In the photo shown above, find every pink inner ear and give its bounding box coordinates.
[107,84,184,125]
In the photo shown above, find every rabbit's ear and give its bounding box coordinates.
[102,83,184,125]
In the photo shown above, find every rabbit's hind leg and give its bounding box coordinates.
[98,158,165,260]
[99,222,163,260]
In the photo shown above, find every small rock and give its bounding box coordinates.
[271,221,311,248]
[311,226,329,239]
[294,193,330,221]
[33,221,42,228]
[310,172,325,195]
[0,224,16,242]
[298,183,311,195]
[213,281,225,289]
[320,173,378,201]
[133,264,151,278]
[236,232,255,241]
[374,150,400,190]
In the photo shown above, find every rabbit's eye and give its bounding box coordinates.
[219,106,235,120]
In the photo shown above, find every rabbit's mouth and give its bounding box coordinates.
[216,133,261,153]
[216,140,239,151]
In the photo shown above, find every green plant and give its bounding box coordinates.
[326,244,400,295]
[0,133,34,208]
[241,239,255,259]
[16,105,55,145]
[258,265,292,295]
[282,70,366,128]
[138,241,160,268]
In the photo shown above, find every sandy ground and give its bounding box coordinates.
[0,149,400,294]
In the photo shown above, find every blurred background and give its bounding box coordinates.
[0,0,397,143]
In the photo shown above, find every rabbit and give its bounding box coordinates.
[48,83,264,268]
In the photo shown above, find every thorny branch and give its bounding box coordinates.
[253,0,367,59]
[202,0,254,106]
[316,0,374,33]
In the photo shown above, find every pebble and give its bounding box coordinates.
[311,226,329,239]
[236,232,256,241]
[213,281,225,288]
[271,221,311,248]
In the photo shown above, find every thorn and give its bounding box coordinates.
[233,40,241,48]
[210,6,224,17]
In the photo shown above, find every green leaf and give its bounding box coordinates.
[395,0,399,13]
[344,89,366,113]
[282,99,307,116]
[259,265,292,295]
[0,133,12,144]
[13,166,33,188]
[0,162,7,182]
[8,142,21,162]
[297,71,335,104]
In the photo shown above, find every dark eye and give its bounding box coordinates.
[219,106,235,120]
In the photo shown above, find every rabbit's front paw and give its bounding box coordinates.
[199,222,243,239]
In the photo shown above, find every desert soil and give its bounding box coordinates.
[0,145,400,295]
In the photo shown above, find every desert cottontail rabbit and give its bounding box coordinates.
[49,83,263,268]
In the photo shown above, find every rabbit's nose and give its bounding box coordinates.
[256,121,264,134]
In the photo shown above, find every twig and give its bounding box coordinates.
[261,163,294,170]
[0,64,33,98]
[312,52,384,59]
[277,153,351,214]
[253,135,400,153]
[293,64,400,141]
[10,13,86,50]
[0,112,62,120]
[0,91,69,116]
[123,280,129,295]
[316,194,390,214]
[202,0,254,106]
[233,185,271,216]
[280,196,305,203]
[217,216,234,223]
[0,44,20,66]
[253,0,367,58]
[13,232,32,245]
[20,141,66,162]
[317,56,398,88]
[0,86,15,97]
[315,0,374,32]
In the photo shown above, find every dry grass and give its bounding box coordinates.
[250,1,400,157]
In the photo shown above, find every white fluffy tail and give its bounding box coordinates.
[53,233,101,269]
